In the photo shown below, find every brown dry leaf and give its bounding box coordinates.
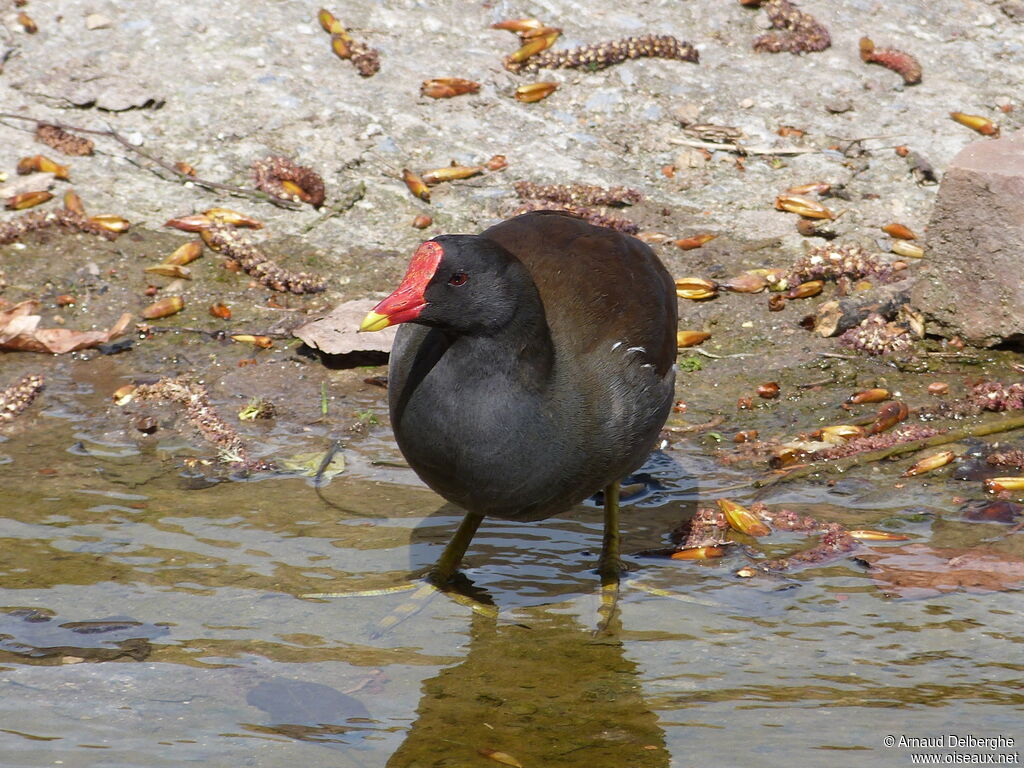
[860,544,1024,598]
[0,300,132,354]
[293,298,398,355]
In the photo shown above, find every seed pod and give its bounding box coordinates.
[774,193,834,219]
[88,214,130,234]
[733,430,759,444]
[757,382,780,399]
[63,190,86,215]
[277,180,306,200]
[144,264,192,279]
[850,388,890,404]
[927,381,949,396]
[769,446,809,468]
[900,305,926,339]
[902,450,955,477]
[203,208,264,228]
[506,31,560,63]
[717,498,771,537]
[721,272,767,293]
[767,294,786,311]
[818,424,866,442]
[485,154,508,171]
[985,477,1024,493]
[421,77,480,99]
[676,330,710,348]
[17,155,70,179]
[491,18,546,34]
[788,280,823,299]
[165,214,214,232]
[514,82,558,103]
[165,241,204,266]
[674,233,717,250]
[950,111,999,136]
[848,530,910,541]
[209,302,232,320]
[231,334,274,348]
[796,218,836,238]
[6,190,52,210]
[174,161,197,176]
[141,296,185,319]
[401,169,430,201]
[890,240,924,259]
[411,214,433,229]
[54,294,76,306]
[317,8,346,36]
[331,34,352,59]
[671,545,726,560]
[868,400,909,434]
[784,181,831,196]
[521,25,562,40]
[895,145,910,157]
[199,229,221,251]
[17,11,37,33]
[421,165,484,185]
[859,37,922,85]
[674,277,718,300]
[882,222,916,240]
[112,384,136,404]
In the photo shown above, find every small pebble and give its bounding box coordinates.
[85,13,112,30]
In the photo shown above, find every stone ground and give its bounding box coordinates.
[1,0,1024,441]
[2,0,1022,287]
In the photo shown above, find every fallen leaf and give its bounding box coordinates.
[279,451,346,479]
[0,300,132,354]
[294,298,398,355]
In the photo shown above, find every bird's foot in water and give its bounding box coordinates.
[301,571,497,639]
[378,570,497,637]
[596,554,631,583]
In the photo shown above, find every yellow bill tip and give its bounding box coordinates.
[359,310,391,333]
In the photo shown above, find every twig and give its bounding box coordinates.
[755,413,1024,488]
[0,113,301,210]
[693,348,754,359]
[668,137,819,156]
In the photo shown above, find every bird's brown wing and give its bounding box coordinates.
[481,210,677,376]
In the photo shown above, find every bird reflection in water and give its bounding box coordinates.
[386,605,669,768]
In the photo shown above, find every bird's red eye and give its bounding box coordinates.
[448,272,468,286]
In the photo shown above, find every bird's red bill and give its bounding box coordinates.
[364,240,443,330]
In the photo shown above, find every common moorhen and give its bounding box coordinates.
[361,210,677,584]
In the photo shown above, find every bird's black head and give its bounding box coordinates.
[362,234,537,336]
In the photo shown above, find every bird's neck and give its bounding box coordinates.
[452,293,554,389]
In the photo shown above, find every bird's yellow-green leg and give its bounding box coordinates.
[597,481,623,630]
[428,510,485,587]
[371,512,491,638]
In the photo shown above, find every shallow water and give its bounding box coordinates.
[1,365,1022,768]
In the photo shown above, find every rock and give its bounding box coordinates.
[913,130,1024,346]
[85,13,112,30]
[0,171,54,198]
